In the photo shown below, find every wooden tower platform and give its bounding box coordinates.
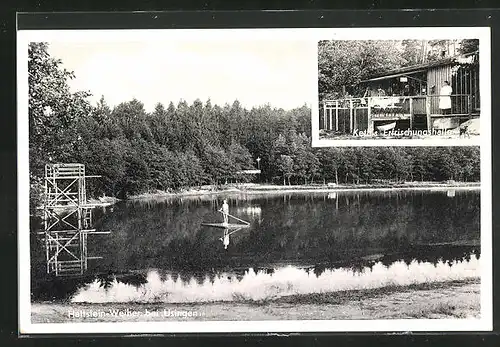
[40,163,110,276]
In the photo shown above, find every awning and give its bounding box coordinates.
[361,69,426,83]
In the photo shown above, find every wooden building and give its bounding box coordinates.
[320,51,479,134]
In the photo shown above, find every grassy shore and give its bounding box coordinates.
[31,278,479,323]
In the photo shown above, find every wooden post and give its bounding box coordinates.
[367,97,374,134]
[335,100,339,131]
[82,166,86,205]
[322,102,327,130]
[349,99,353,133]
[83,231,88,271]
[460,70,464,113]
[353,106,357,132]
[327,106,331,131]
[55,234,59,276]
[78,209,83,275]
[44,166,49,274]
[426,96,432,131]
[467,94,472,118]
[409,97,413,130]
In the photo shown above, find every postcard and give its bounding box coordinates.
[17,26,492,334]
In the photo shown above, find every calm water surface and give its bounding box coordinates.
[31,189,480,302]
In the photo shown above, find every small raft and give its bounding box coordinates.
[201,211,250,229]
[201,223,250,229]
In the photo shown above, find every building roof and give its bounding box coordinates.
[363,69,426,82]
[361,51,478,83]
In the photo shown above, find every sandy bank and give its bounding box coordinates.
[127,182,480,200]
[31,279,479,323]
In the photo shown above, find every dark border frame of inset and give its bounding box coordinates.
[9,9,499,343]
[311,29,490,147]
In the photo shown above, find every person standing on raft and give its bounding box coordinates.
[219,199,229,226]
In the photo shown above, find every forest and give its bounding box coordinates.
[28,42,480,204]
[318,39,479,100]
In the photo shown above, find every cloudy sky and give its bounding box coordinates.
[48,39,315,112]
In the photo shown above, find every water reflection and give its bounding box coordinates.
[235,206,262,216]
[71,254,480,304]
[31,244,480,302]
[31,189,480,301]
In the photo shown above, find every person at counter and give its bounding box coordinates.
[376,87,386,97]
[439,80,453,115]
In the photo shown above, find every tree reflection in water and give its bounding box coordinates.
[31,190,480,301]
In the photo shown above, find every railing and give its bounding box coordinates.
[320,94,475,131]
[45,163,86,178]
[427,94,473,116]
[322,98,368,133]
[323,94,473,115]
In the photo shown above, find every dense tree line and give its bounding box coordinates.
[28,42,480,204]
[318,39,479,100]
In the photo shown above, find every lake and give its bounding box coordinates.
[31,188,481,303]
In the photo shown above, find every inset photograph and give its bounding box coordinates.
[317,39,480,143]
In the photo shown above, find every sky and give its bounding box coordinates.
[48,39,315,112]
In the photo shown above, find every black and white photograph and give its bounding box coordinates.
[315,36,486,146]
[17,28,492,334]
